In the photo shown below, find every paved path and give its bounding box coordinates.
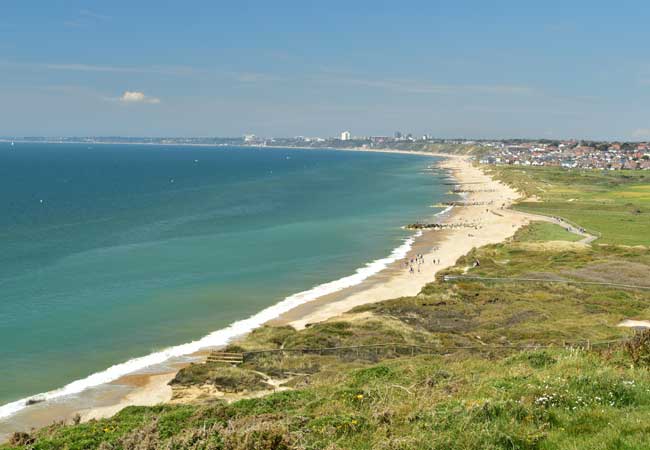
[517,211,598,244]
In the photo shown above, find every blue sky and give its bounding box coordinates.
[2,1,650,139]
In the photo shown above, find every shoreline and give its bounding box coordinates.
[273,154,529,329]
[0,148,532,440]
[0,138,447,159]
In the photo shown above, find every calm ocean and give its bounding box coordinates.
[0,143,451,418]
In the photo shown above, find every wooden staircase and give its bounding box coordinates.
[206,351,244,365]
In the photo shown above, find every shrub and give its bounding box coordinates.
[221,416,294,450]
[625,330,650,366]
[9,432,34,446]
[350,365,397,388]
[171,364,271,393]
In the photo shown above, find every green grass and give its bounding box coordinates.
[6,348,650,450]
[488,166,650,245]
[513,221,583,242]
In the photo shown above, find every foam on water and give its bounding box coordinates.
[0,230,423,420]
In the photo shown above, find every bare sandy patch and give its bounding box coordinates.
[515,241,590,252]
[618,320,650,329]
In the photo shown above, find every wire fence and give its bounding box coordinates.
[443,275,650,291]
[237,338,629,364]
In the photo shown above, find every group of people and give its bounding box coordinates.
[404,252,442,274]
[441,200,493,207]
[552,216,586,235]
[408,221,482,230]
[405,254,425,274]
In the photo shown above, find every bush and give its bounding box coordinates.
[351,365,395,386]
[625,330,650,366]
[221,416,294,450]
[171,364,271,393]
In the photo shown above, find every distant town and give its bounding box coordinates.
[3,131,650,170]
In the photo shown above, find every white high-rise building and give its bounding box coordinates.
[340,131,351,141]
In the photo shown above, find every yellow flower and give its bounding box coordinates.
[356,394,364,399]
[351,420,358,425]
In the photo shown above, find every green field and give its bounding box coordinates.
[5,165,650,450]
[488,166,650,246]
[513,221,583,243]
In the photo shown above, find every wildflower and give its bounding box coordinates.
[356,394,364,400]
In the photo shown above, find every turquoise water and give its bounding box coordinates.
[0,143,450,413]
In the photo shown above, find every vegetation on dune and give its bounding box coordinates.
[7,346,650,450]
[5,165,650,449]
[170,364,272,393]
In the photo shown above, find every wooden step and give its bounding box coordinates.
[207,351,244,365]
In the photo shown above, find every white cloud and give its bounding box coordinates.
[118,91,161,104]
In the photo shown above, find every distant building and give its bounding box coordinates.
[244,134,256,143]
[340,131,351,141]
[394,131,402,139]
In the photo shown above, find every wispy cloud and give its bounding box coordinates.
[64,9,111,28]
[632,128,650,138]
[331,76,535,96]
[463,105,581,116]
[79,9,112,22]
[234,72,288,83]
[0,60,197,76]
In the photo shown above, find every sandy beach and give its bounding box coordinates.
[3,149,540,436]
[274,153,532,329]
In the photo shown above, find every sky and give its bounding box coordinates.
[2,1,650,140]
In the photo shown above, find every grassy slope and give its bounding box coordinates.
[5,166,650,450]
[513,221,583,243]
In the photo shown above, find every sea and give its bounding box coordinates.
[0,143,452,431]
